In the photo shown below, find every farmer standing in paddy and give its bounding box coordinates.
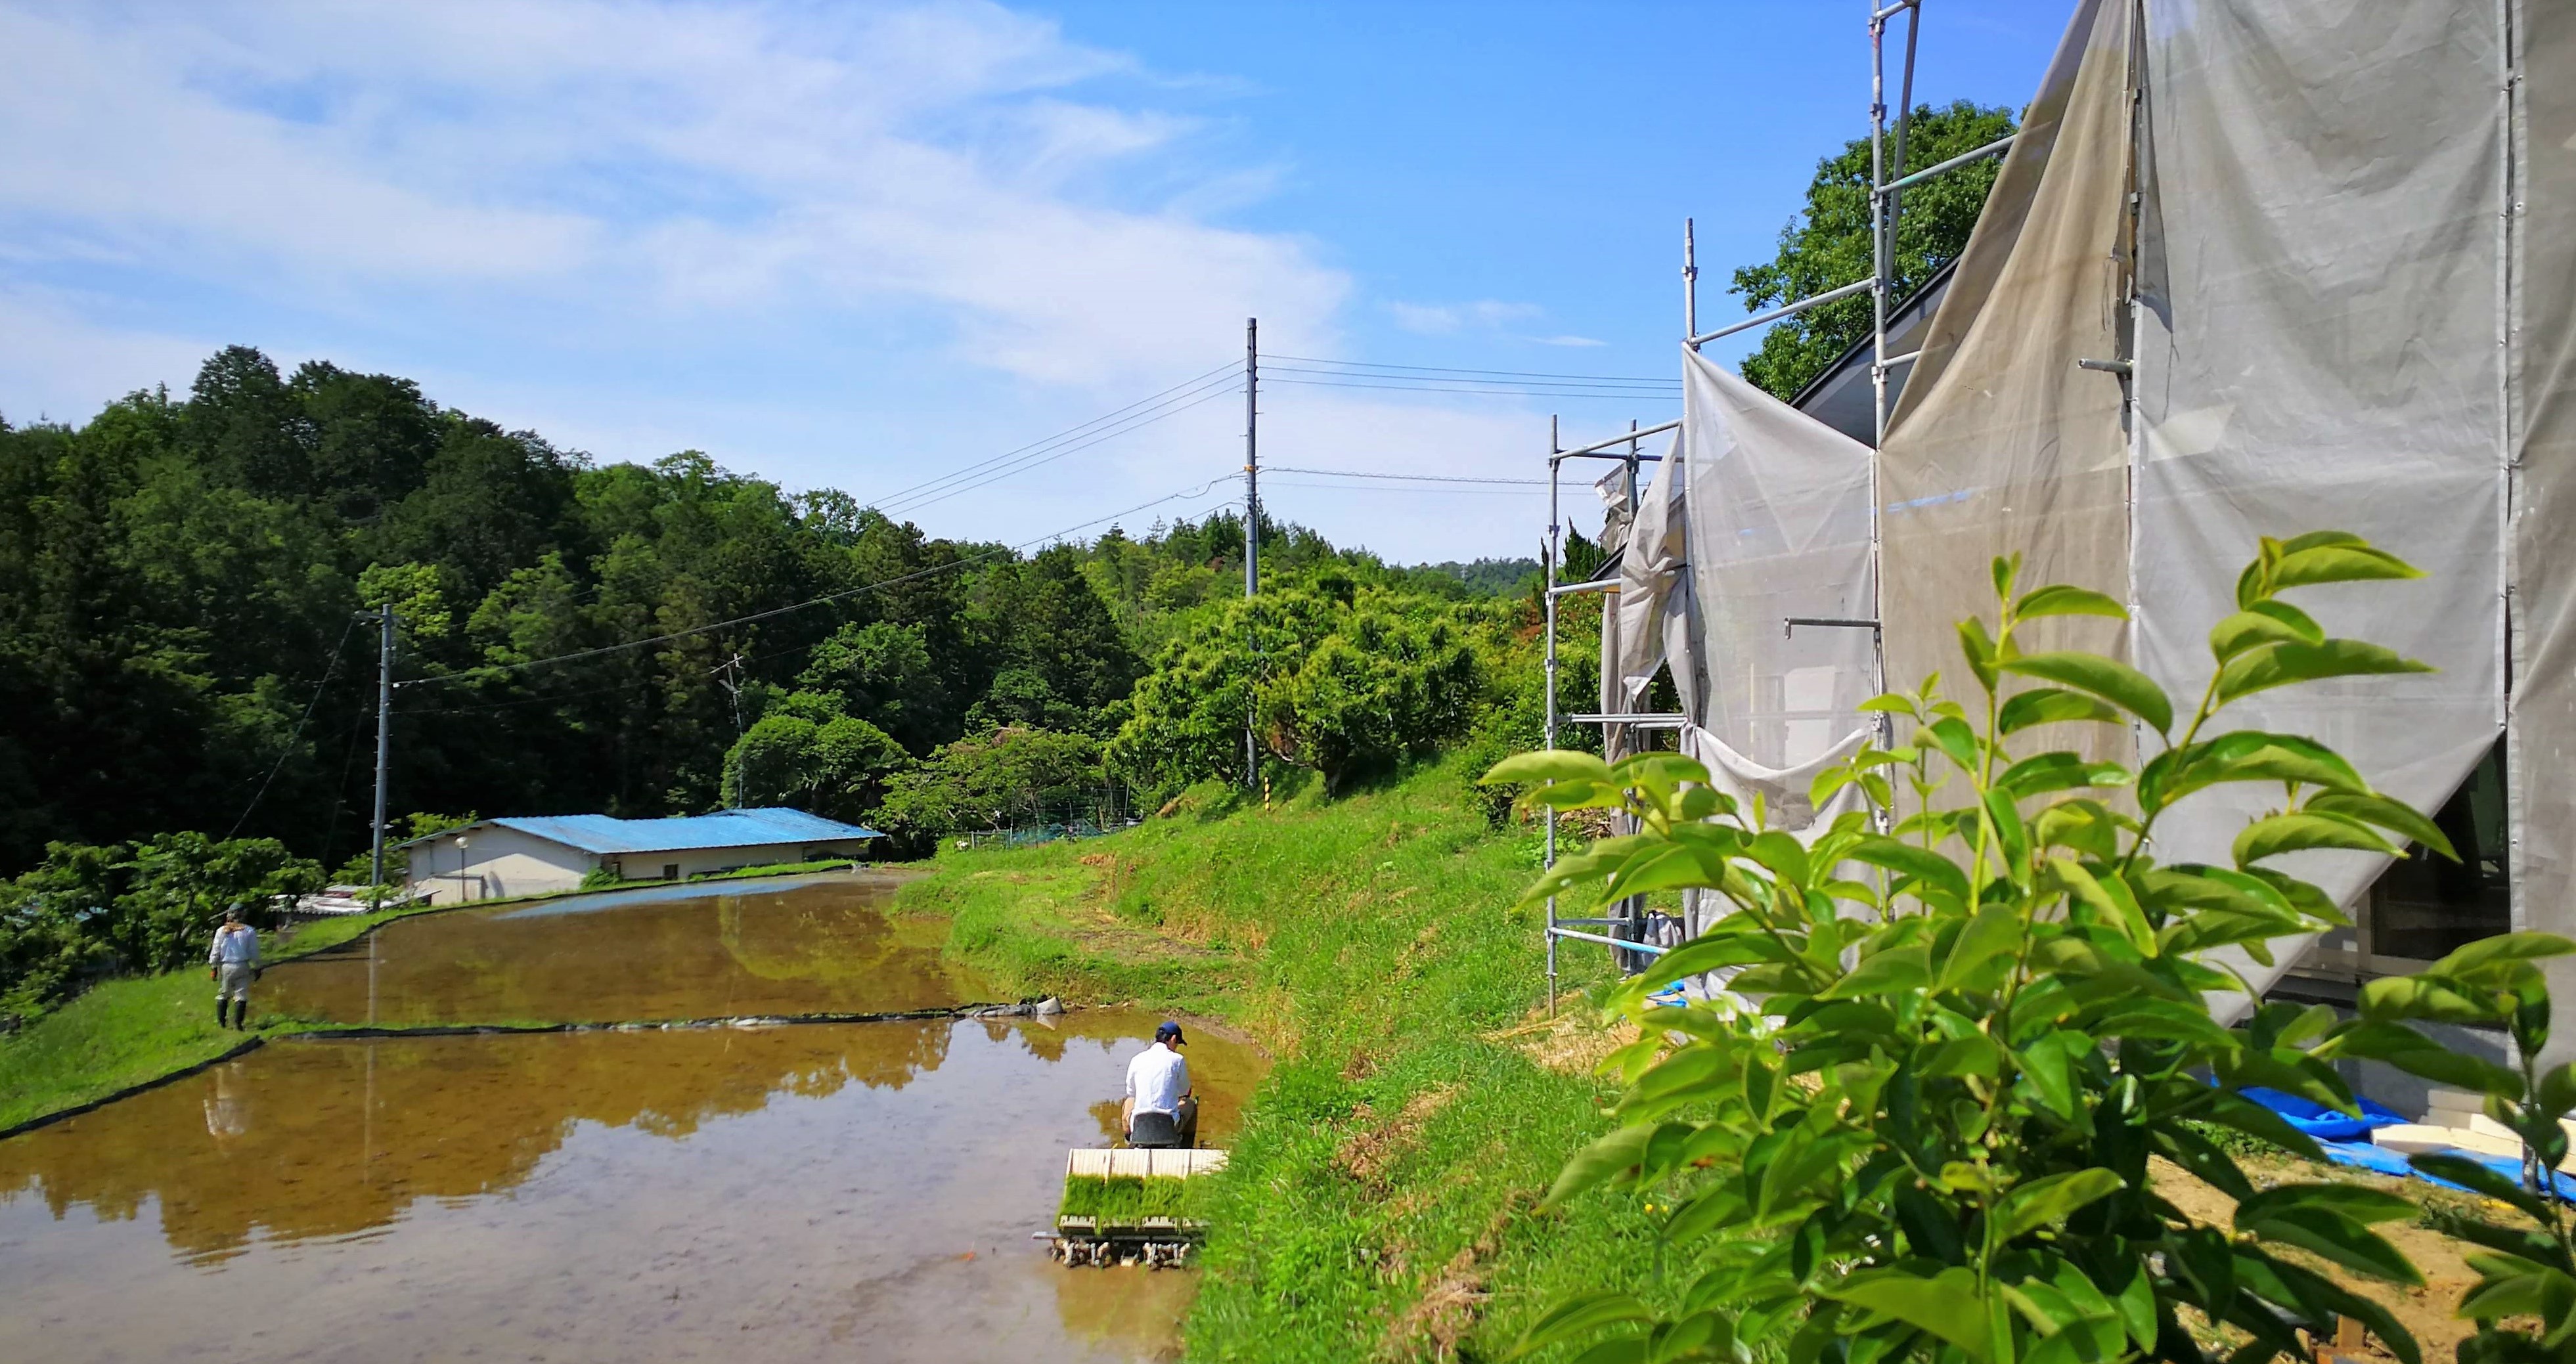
[208,904,261,1031]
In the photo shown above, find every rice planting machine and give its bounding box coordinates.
[1048,1147,1228,1268]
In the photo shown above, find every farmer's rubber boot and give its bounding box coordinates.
[217,999,230,1028]
[232,1000,249,1030]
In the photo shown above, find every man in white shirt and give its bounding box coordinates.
[208,904,261,1031]
[1121,1021,1197,1148]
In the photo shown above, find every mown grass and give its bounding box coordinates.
[0,898,459,1132]
[896,756,1670,1363]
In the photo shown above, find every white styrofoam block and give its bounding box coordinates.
[2374,1124,2522,1158]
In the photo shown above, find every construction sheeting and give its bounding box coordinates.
[2517,0,2576,1050]
[1679,347,1878,836]
[1601,439,1692,757]
[1876,0,2135,769]
[2133,1,2507,1003]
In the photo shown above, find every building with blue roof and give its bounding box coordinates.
[397,808,884,902]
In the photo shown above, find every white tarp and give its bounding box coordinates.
[1601,440,1693,759]
[1679,347,1879,842]
[1876,0,2137,772]
[2514,0,2576,1051]
[2133,1,2507,1002]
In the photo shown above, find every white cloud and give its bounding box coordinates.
[1534,334,1608,348]
[0,0,1639,561]
[1386,298,1543,336]
[0,0,1350,387]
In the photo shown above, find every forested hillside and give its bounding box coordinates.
[0,347,1587,902]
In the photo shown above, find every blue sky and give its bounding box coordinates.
[0,1,2068,561]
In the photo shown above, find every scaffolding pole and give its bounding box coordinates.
[1543,414,1560,1014]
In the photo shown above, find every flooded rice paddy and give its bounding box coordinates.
[0,877,1264,1363]
[259,871,991,1025]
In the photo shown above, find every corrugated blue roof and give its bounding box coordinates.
[399,808,882,855]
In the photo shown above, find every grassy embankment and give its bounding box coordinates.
[902,764,2514,1363]
[896,754,1670,1363]
[0,901,449,1132]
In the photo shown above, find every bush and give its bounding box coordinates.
[0,832,324,1017]
[1492,533,2527,1364]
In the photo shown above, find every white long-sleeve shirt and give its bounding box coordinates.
[1124,1042,1189,1116]
[209,924,261,967]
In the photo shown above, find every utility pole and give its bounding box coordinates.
[715,652,748,806]
[1243,317,1260,789]
[368,602,394,902]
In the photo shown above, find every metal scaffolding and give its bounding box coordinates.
[1537,0,1989,1009]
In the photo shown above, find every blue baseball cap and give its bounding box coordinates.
[1156,1021,1186,1045]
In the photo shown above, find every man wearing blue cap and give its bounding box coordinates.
[1122,1021,1198,1148]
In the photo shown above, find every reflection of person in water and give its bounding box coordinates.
[1121,1021,1197,1149]
[202,1063,250,1143]
[208,905,261,1030]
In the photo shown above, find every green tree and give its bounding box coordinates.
[721,693,908,822]
[874,727,1104,847]
[1732,100,2016,400]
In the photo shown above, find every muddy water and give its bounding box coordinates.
[0,1010,1262,1363]
[259,871,990,1025]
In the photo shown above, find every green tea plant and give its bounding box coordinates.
[2350,936,2576,1364]
[1486,534,2552,1364]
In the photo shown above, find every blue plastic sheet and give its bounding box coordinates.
[2238,1086,2406,1141]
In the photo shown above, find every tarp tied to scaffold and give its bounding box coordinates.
[1677,349,1876,845]
[1638,0,2576,1017]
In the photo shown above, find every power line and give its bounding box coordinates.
[1265,376,1680,400]
[1262,464,1545,486]
[397,475,1242,690]
[1267,355,1681,385]
[879,379,1241,517]
[868,360,1240,514]
[224,615,363,839]
[1264,363,1677,392]
[1262,479,1542,498]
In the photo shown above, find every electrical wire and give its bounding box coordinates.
[1266,355,1683,385]
[879,380,1241,517]
[1264,363,1676,393]
[1260,479,1541,497]
[398,475,1241,690]
[223,615,363,839]
[870,361,1241,515]
[1264,376,1679,401]
[1261,465,1544,486]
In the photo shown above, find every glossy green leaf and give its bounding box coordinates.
[2232,812,2397,866]
[1828,1267,1995,1361]
[2408,1155,2554,1226]
[1998,651,2173,735]
[1847,836,1972,906]
[1541,1124,1657,1209]
[2269,542,2426,592]
[1958,617,2001,693]
[2236,1205,2421,1285]
[1823,944,1932,1000]
[1997,687,2121,735]
[2323,1020,2524,1097]
[1938,905,2026,993]
[1514,1291,1656,1355]
[2235,1181,2417,1226]
[1485,750,1616,787]
[2429,932,2576,980]
[2015,584,2129,621]
[1991,1168,2124,1243]
[2215,638,2433,706]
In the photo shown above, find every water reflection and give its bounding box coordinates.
[0,1011,1261,1363]
[259,872,988,1026]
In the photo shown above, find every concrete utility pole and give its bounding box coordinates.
[1244,317,1260,789]
[368,602,395,899]
[715,652,748,806]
